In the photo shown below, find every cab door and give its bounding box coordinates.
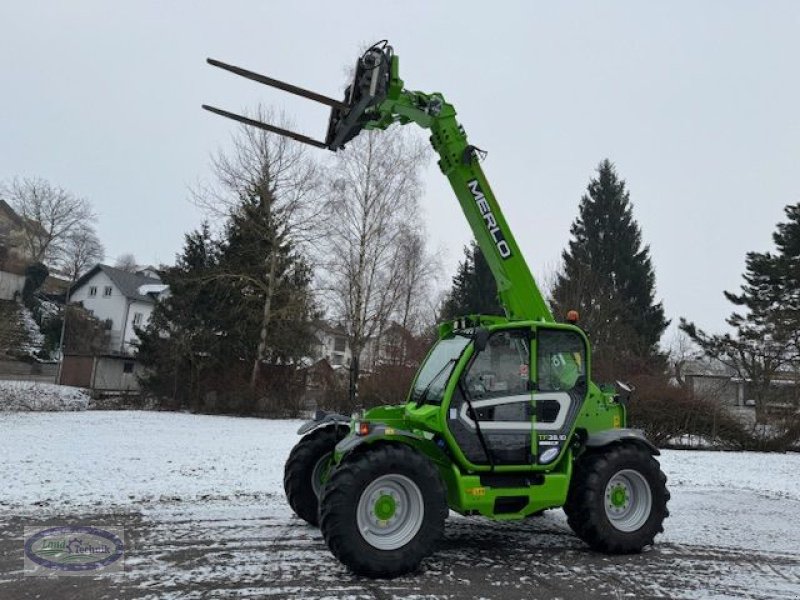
[446,327,534,467]
[532,327,589,465]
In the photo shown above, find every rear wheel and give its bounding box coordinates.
[283,426,347,526]
[564,443,669,554]
[319,444,447,578]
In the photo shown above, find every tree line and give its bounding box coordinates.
[6,112,799,450]
[135,110,436,414]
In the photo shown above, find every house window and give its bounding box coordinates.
[123,362,134,374]
[89,286,97,297]
[103,286,113,297]
[133,312,143,326]
[334,337,346,353]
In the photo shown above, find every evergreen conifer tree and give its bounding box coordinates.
[218,193,317,367]
[682,203,800,420]
[552,160,668,376]
[441,241,503,319]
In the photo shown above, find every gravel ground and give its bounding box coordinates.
[1,411,799,599]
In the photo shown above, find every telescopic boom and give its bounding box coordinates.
[203,42,553,323]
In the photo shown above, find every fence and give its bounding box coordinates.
[0,359,57,383]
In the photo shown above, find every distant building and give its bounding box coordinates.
[309,320,419,372]
[683,358,745,407]
[69,264,169,354]
[312,321,356,369]
[0,199,45,300]
[684,357,800,422]
[0,199,41,266]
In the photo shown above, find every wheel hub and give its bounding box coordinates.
[373,493,397,522]
[609,484,629,509]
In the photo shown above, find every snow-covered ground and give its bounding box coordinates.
[1,411,799,599]
[0,411,294,509]
[0,381,89,412]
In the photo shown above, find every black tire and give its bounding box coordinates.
[283,426,347,527]
[319,444,447,578]
[564,442,669,554]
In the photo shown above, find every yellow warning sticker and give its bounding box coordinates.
[466,487,486,496]
[613,415,621,428]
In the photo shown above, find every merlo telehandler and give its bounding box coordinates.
[204,41,669,578]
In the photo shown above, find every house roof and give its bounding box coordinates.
[313,319,348,336]
[0,199,48,237]
[0,199,24,228]
[70,264,164,303]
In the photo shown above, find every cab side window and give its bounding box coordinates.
[536,329,586,392]
[464,330,529,400]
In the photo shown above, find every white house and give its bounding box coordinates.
[312,321,353,368]
[69,264,168,354]
[310,320,417,371]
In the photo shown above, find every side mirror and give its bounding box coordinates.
[615,380,634,405]
[473,328,490,352]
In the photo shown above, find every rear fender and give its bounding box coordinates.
[297,410,350,436]
[585,428,660,455]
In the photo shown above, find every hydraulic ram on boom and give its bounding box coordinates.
[203,42,551,323]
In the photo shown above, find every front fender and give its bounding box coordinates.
[585,428,660,455]
[335,424,425,455]
[297,410,350,436]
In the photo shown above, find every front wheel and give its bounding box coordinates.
[564,443,669,554]
[319,444,447,578]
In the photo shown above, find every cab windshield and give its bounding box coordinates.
[411,335,471,405]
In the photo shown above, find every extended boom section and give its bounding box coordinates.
[204,42,551,322]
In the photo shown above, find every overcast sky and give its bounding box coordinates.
[1,1,798,339]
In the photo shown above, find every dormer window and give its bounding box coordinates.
[89,286,97,297]
[103,286,113,297]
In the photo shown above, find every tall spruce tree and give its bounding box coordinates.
[217,193,317,368]
[441,241,504,319]
[552,160,668,377]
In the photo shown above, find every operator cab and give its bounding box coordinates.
[413,319,588,469]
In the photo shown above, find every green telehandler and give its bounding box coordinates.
[204,40,669,578]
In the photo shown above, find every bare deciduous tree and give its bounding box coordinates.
[2,177,96,265]
[194,106,323,389]
[60,225,105,281]
[114,253,138,273]
[321,128,430,404]
[395,226,439,334]
[666,329,701,388]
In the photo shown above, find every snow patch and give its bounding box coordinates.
[0,381,89,412]
[18,305,45,355]
[137,283,169,296]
